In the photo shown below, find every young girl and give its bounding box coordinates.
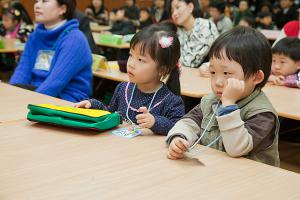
[85,0,108,25]
[1,6,32,42]
[76,23,185,136]
[9,0,93,102]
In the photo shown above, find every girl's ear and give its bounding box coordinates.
[252,70,265,85]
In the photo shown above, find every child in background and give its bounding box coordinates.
[85,0,108,25]
[208,0,233,34]
[274,0,298,29]
[166,27,280,167]
[233,0,253,26]
[238,16,255,28]
[139,8,153,30]
[124,0,140,20]
[1,6,32,42]
[256,11,276,30]
[269,37,300,88]
[76,23,185,136]
[151,0,169,23]
[107,7,136,35]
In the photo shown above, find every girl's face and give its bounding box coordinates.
[127,45,161,85]
[209,7,221,21]
[139,10,150,22]
[209,53,259,100]
[34,0,67,26]
[272,54,300,76]
[92,0,102,8]
[171,0,194,26]
[154,0,165,9]
[2,15,17,30]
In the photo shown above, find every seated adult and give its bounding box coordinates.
[10,0,93,102]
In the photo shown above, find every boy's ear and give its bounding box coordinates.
[252,70,265,85]
[296,61,300,70]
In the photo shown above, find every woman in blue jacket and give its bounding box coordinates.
[10,0,93,102]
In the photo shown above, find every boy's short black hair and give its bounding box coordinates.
[119,6,136,20]
[257,11,272,19]
[239,16,255,27]
[209,26,272,89]
[56,0,76,20]
[209,0,226,14]
[272,37,300,61]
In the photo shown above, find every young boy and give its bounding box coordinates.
[208,0,233,34]
[269,37,300,88]
[166,27,280,167]
[256,11,276,30]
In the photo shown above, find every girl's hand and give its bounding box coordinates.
[167,137,189,160]
[268,75,284,85]
[74,100,91,109]
[221,78,245,106]
[136,107,155,129]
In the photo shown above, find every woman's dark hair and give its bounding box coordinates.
[89,0,105,14]
[272,37,300,61]
[130,23,181,95]
[209,0,226,14]
[209,26,272,89]
[56,0,77,20]
[169,0,201,18]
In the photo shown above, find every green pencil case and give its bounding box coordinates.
[27,104,122,131]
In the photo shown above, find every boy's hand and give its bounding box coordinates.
[268,75,284,85]
[74,100,91,109]
[136,107,155,129]
[221,78,245,106]
[167,137,189,160]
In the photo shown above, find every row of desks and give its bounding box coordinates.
[1,82,300,199]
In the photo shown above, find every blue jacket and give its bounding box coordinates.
[10,19,93,102]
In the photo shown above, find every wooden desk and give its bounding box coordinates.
[0,83,69,123]
[93,65,211,98]
[260,29,281,41]
[0,121,300,199]
[92,33,130,49]
[263,85,300,121]
[0,38,24,53]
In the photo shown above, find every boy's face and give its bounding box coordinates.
[239,1,248,12]
[280,0,292,9]
[209,53,261,100]
[272,53,300,76]
[116,9,125,20]
[261,16,272,25]
[209,7,221,21]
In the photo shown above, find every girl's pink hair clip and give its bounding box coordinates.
[159,36,174,48]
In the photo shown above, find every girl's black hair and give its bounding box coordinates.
[169,0,201,18]
[3,7,22,22]
[56,0,77,20]
[130,22,181,95]
[272,37,300,61]
[13,3,33,24]
[209,26,272,89]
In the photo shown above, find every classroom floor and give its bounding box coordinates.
[279,140,300,174]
